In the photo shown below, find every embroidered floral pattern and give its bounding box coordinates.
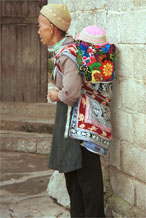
[100,60,114,80]
[92,70,103,82]
[79,124,85,128]
[78,113,85,122]
[82,97,86,106]
[75,40,116,83]
[89,126,97,131]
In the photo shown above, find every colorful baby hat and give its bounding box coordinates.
[77,25,108,46]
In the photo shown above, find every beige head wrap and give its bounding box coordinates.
[40,4,71,32]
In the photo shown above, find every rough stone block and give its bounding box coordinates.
[110,167,135,205]
[136,180,146,210]
[101,161,113,204]
[112,210,124,218]
[0,137,19,152]
[115,45,146,81]
[47,171,70,208]
[0,131,37,153]
[133,0,146,8]
[68,13,77,38]
[121,142,146,182]
[107,0,134,11]
[17,138,36,153]
[132,45,146,81]
[133,114,146,149]
[119,11,146,43]
[107,194,146,217]
[0,102,56,120]
[63,0,84,12]
[70,11,106,37]
[37,135,52,154]
[0,130,54,154]
[115,45,134,78]
[111,77,122,108]
[120,79,145,113]
[74,11,106,36]
[111,108,134,143]
[107,12,120,43]
[106,194,131,217]
[95,11,107,30]
[84,0,105,10]
[109,138,121,170]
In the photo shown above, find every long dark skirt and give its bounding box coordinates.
[49,101,82,173]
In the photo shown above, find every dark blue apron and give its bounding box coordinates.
[49,101,82,173]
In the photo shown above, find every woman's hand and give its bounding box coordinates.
[48,90,59,102]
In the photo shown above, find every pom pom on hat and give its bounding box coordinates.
[40,3,71,32]
[77,25,108,46]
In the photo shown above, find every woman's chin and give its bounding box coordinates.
[40,39,52,46]
[40,39,47,45]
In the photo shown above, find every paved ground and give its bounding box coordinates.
[0,151,70,218]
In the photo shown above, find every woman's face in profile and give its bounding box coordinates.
[38,14,53,46]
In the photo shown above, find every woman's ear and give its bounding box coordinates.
[50,23,54,35]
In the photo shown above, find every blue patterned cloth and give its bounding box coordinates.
[81,141,108,156]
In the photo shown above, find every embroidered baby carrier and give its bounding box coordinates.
[54,40,116,156]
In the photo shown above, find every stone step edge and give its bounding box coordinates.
[0,102,56,107]
[0,130,53,155]
[0,170,53,187]
[1,116,55,124]
[0,130,52,137]
[0,119,54,134]
[0,102,56,116]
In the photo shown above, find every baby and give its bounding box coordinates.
[69,25,116,156]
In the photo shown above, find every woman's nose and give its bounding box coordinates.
[38,29,40,35]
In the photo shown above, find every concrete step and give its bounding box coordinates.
[0,102,56,120]
[0,130,52,154]
[0,115,54,134]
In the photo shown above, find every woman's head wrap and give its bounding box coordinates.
[77,25,108,46]
[40,3,71,32]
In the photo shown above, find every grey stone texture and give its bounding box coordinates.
[0,102,56,154]
[109,138,121,170]
[0,151,70,218]
[0,130,52,154]
[107,194,146,217]
[119,10,146,43]
[133,113,146,149]
[47,171,70,208]
[112,108,134,142]
[121,142,146,182]
[110,167,135,205]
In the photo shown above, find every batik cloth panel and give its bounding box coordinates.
[69,91,112,151]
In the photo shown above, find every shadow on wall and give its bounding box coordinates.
[110,46,121,165]
[110,46,122,140]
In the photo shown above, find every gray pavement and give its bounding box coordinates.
[0,151,70,218]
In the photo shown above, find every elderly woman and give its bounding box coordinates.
[38,3,106,218]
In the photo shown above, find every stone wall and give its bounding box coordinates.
[61,0,146,216]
